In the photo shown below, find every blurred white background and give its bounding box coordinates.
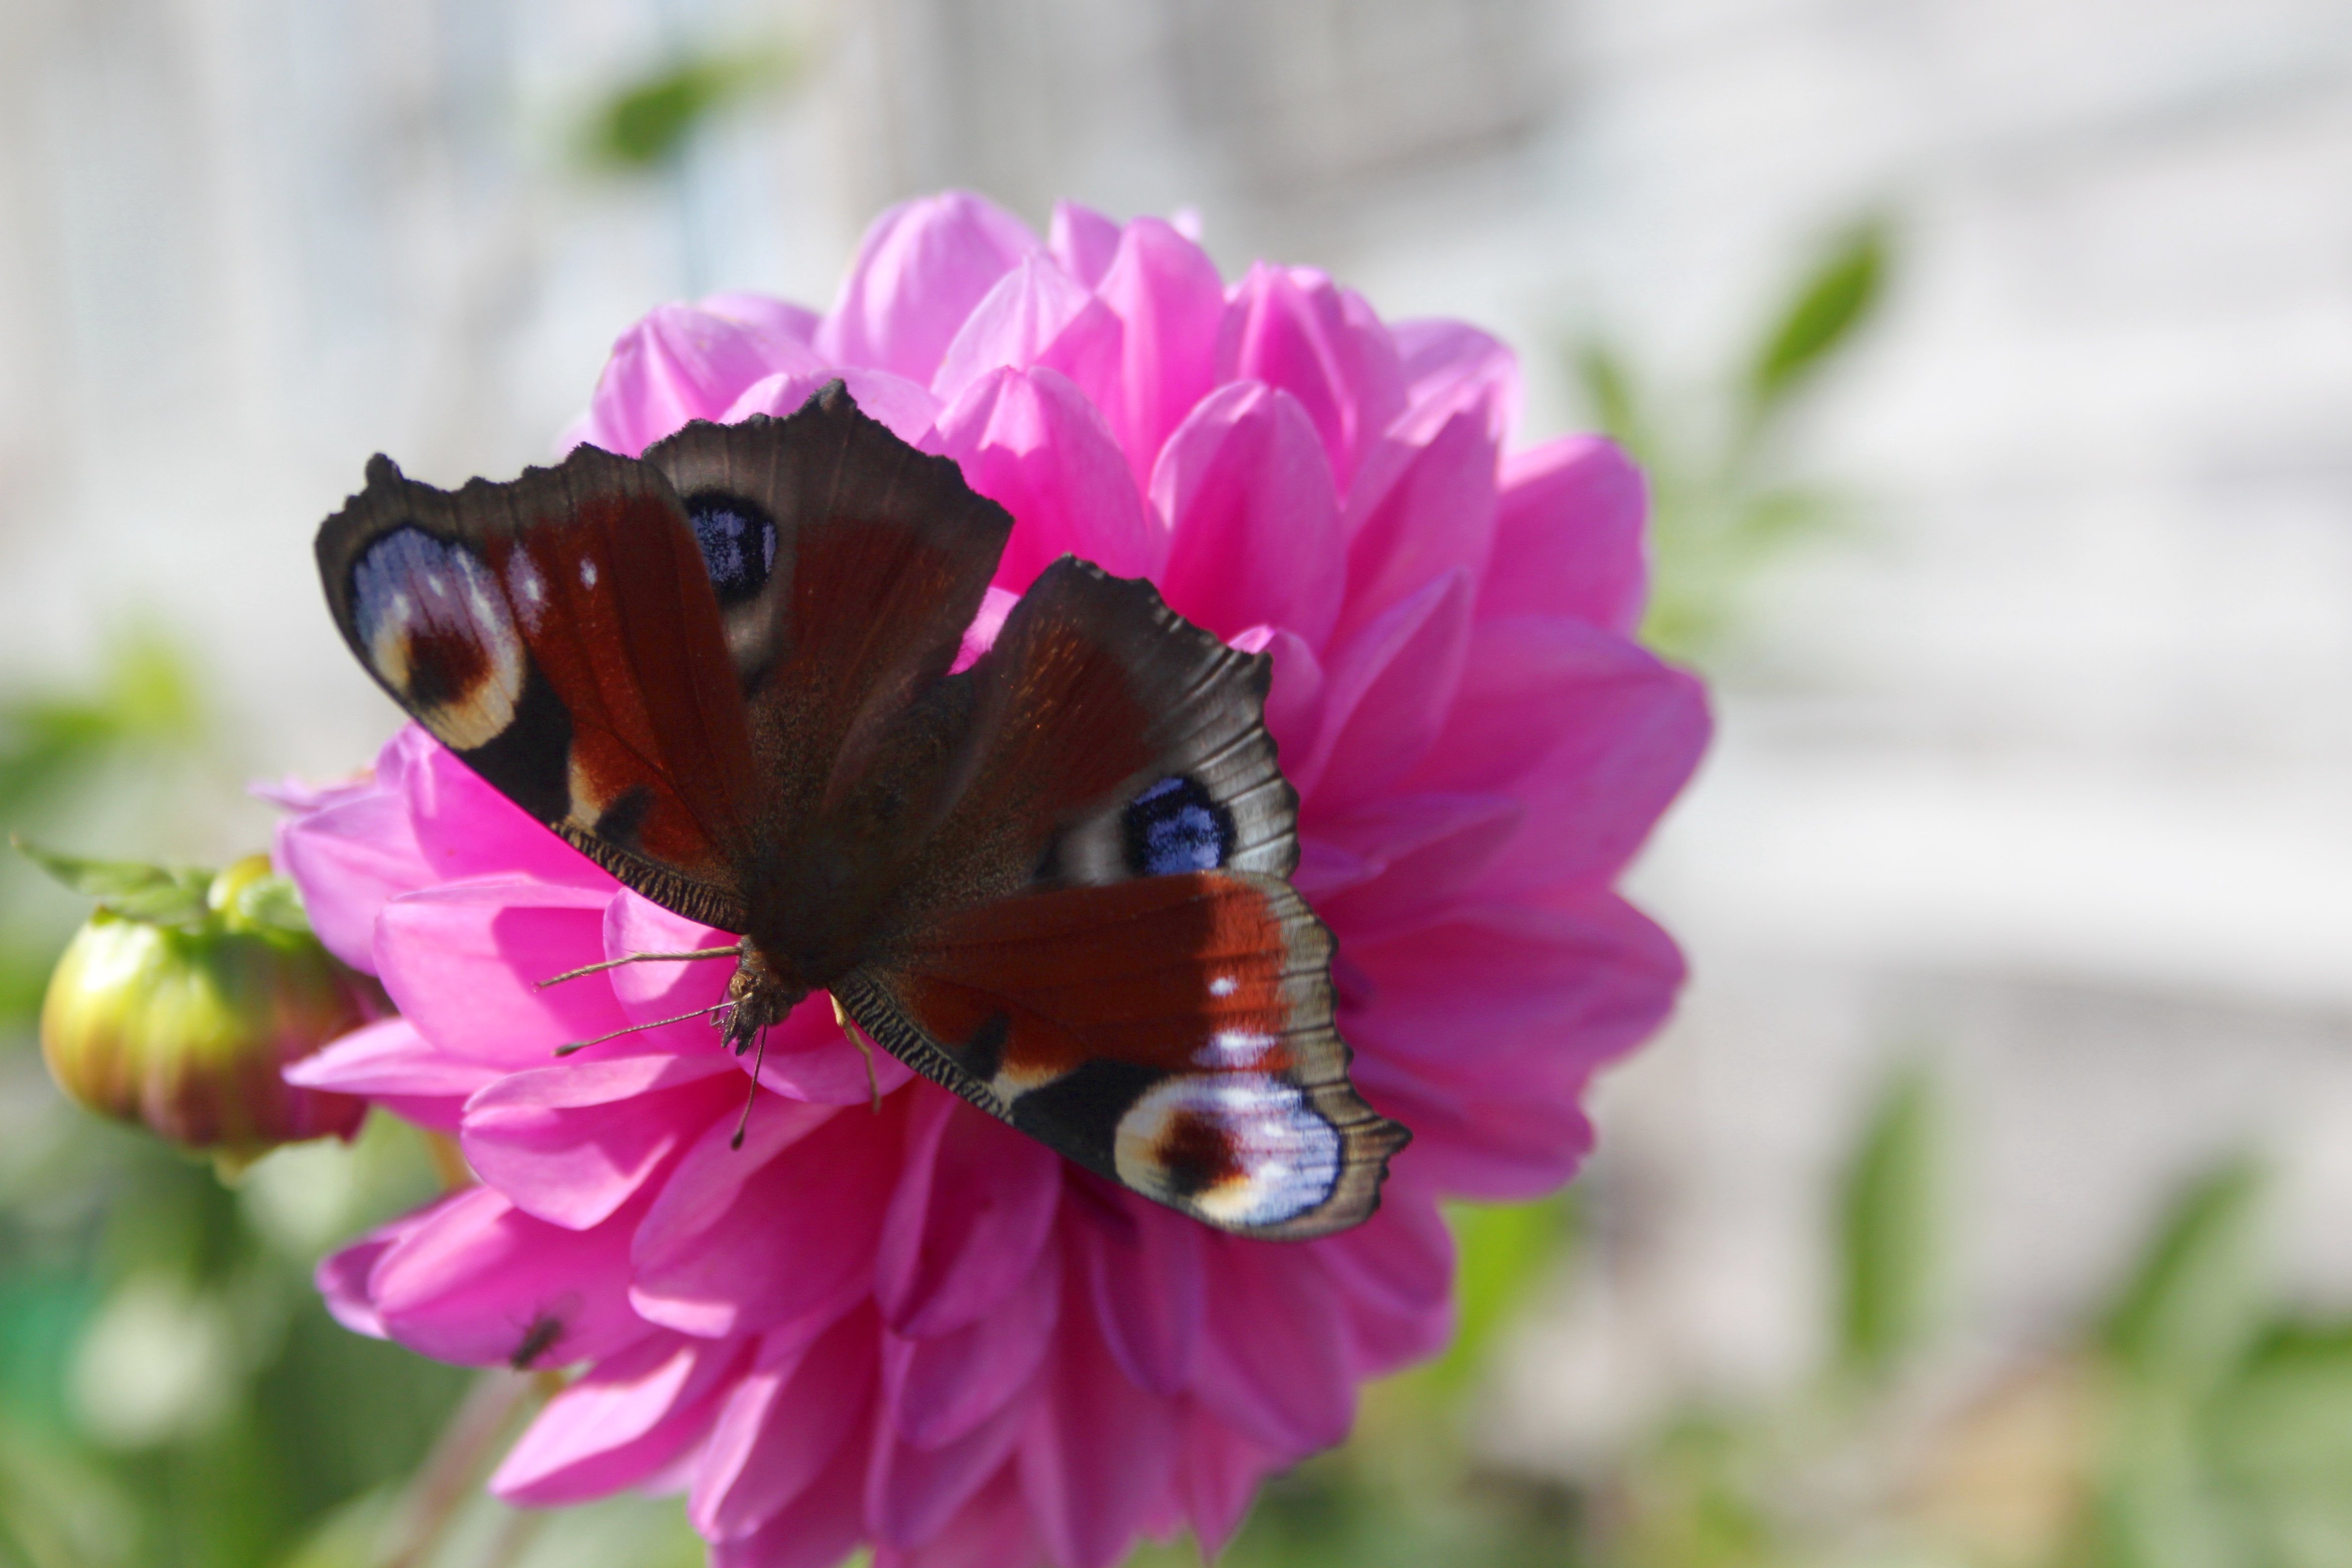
[2,0,2348,1478]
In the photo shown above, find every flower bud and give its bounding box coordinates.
[26,845,386,1168]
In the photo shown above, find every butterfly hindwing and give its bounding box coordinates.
[315,445,759,929]
[836,871,1406,1240]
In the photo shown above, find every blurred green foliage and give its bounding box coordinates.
[581,46,797,171]
[1836,1063,1943,1383]
[1575,216,1894,666]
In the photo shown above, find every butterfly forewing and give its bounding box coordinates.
[639,388,1012,847]
[315,445,759,930]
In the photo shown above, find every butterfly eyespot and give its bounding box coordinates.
[686,491,780,607]
[1113,1073,1341,1226]
[349,527,525,751]
[1121,776,1235,877]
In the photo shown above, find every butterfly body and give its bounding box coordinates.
[316,382,1407,1239]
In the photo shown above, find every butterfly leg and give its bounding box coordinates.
[832,993,881,1113]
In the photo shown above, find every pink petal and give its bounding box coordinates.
[1072,1193,1203,1397]
[953,586,1019,674]
[722,365,943,445]
[1309,1184,1456,1360]
[875,1090,1062,1338]
[759,994,919,1106]
[576,303,798,457]
[699,290,821,347]
[931,255,1121,412]
[1390,319,1522,443]
[1190,1237,1354,1455]
[1235,625,1326,788]
[818,192,1040,385]
[460,1053,736,1230]
[1047,200,1122,289]
[932,366,1156,593]
[275,732,434,972]
[1300,568,1474,818]
[283,1017,496,1133]
[867,1383,1030,1550]
[692,1308,878,1541]
[1311,792,1523,942]
[369,1185,650,1367]
[875,1467,1040,1568]
[1177,1401,1274,1557]
[631,1104,899,1339]
[490,1331,746,1504]
[1352,1050,1596,1202]
[372,882,627,1070]
[1216,266,1404,492]
[1337,404,1501,647]
[1348,895,1684,1073]
[1019,1279,1181,1568]
[1094,216,1226,487]
[1152,383,1345,648]
[882,1236,1060,1449]
[712,1422,874,1568]
[1482,436,1649,633]
[598,889,734,1020]
[1405,616,1710,896]
[404,731,609,889]
[315,1206,434,1338]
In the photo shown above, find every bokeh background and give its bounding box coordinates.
[3,1,2350,1564]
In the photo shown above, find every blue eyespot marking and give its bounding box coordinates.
[686,492,778,607]
[1121,775,1235,876]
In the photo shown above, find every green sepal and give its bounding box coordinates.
[12,835,215,928]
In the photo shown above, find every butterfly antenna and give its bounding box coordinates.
[539,946,743,989]
[554,1002,724,1058]
[730,1027,769,1151]
[832,994,880,1113]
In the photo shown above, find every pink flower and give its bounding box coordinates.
[282,191,1708,1568]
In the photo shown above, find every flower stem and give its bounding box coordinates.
[379,1370,539,1568]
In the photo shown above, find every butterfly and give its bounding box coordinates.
[314,381,1408,1240]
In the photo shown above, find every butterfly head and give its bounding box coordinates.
[721,945,807,1055]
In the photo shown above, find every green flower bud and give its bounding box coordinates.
[22,843,387,1170]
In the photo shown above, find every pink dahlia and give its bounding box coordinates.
[280,192,1708,1567]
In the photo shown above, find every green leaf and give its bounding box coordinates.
[585,47,795,170]
[1570,338,1644,450]
[1747,216,1891,413]
[1834,1062,1942,1381]
[2103,1157,2269,1395]
[10,836,213,927]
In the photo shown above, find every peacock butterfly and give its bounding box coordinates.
[313,381,1407,1240]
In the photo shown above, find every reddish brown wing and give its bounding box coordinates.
[833,558,1408,1239]
[315,444,759,928]
[637,387,1012,860]
[837,872,1406,1240]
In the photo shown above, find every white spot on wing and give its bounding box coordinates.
[580,558,598,589]
[1113,1073,1340,1227]
[505,550,548,631]
[349,527,526,751]
[1194,1029,1275,1068]
[1209,976,1237,998]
